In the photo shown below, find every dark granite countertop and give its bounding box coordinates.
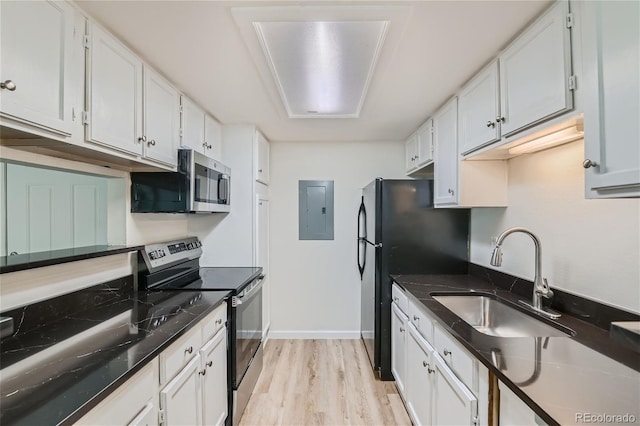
[0,276,230,425]
[392,273,640,426]
[0,245,143,274]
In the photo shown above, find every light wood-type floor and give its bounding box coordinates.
[239,339,412,426]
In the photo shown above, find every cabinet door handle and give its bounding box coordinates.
[207,144,212,149]
[583,159,598,169]
[148,139,156,146]
[258,168,263,173]
[486,121,495,128]
[199,369,206,376]
[413,315,419,321]
[393,297,399,303]
[185,346,193,354]
[496,116,505,123]
[400,327,405,333]
[215,319,222,325]
[1,80,16,91]
[138,135,147,143]
[423,360,428,367]
[443,349,451,356]
[447,188,455,195]
[206,360,213,367]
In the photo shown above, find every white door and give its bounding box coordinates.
[432,353,478,426]
[6,163,108,255]
[181,96,205,155]
[160,355,201,426]
[582,0,640,198]
[86,23,143,155]
[257,196,270,337]
[200,329,227,426]
[143,66,179,166]
[405,134,418,172]
[391,303,408,397]
[407,325,434,426]
[417,120,434,167]
[204,114,222,159]
[0,0,74,135]
[433,97,459,206]
[458,61,500,154]
[499,0,572,136]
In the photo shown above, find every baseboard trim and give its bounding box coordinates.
[268,330,360,339]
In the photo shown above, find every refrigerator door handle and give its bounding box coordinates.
[357,197,367,279]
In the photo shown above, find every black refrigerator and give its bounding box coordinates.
[357,179,470,380]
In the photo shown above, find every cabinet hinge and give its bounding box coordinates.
[82,111,90,125]
[83,35,90,49]
[179,128,183,137]
[566,12,574,28]
[179,105,184,113]
[568,75,577,91]
[72,107,76,122]
[158,410,165,426]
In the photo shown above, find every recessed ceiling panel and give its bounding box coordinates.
[254,21,388,118]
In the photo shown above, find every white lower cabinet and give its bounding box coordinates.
[406,324,435,426]
[160,355,202,426]
[432,353,478,425]
[200,329,228,426]
[75,358,159,425]
[160,304,228,426]
[396,290,486,426]
[391,302,408,396]
[499,381,547,426]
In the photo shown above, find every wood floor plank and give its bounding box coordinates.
[239,339,412,426]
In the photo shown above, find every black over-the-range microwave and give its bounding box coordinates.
[131,149,231,213]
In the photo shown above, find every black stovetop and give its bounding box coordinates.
[160,267,263,293]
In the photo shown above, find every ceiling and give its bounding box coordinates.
[76,1,551,143]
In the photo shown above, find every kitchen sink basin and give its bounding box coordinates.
[431,294,574,338]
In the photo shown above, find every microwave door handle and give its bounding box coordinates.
[219,175,229,203]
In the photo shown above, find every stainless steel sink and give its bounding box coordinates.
[432,294,574,338]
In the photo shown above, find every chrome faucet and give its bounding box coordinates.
[490,227,561,319]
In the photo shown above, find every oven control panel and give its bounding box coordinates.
[140,236,202,272]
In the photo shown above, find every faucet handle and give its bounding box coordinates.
[542,278,554,299]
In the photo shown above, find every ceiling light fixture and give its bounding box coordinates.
[253,20,389,118]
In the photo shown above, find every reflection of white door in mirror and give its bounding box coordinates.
[5,164,109,255]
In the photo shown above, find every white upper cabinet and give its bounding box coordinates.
[204,113,222,160]
[255,131,270,185]
[417,120,434,167]
[499,0,572,137]
[433,97,459,206]
[405,121,434,174]
[581,0,640,198]
[181,96,206,155]
[0,0,75,136]
[405,133,419,173]
[143,66,180,166]
[458,61,500,155]
[181,95,221,159]
[86,22,143,156]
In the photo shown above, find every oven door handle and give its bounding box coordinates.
[233,277,264,306]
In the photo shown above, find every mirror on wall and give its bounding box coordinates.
[0,161,126,257]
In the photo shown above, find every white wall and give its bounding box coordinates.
[269,140,405,338]
[470,140,640,314]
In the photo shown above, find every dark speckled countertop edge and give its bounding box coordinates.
[391,274,640,426]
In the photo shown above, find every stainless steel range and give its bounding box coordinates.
[137,237,264,426]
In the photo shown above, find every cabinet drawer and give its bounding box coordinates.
[433,322,475,389]
[392,284,408,314]
[408,299,434,343]
[160,325,203,385]
[201,303,227,343]
[75,358,158,425]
